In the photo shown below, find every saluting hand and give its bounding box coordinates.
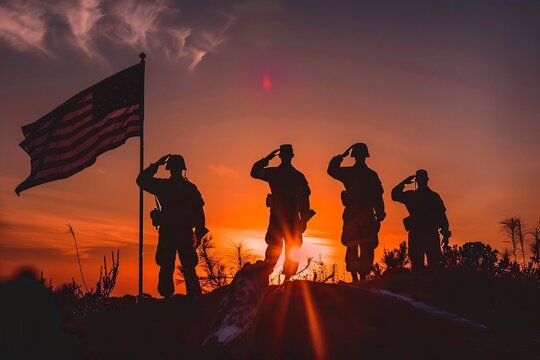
[266,149,279,160]
[402,175,415,184]
[341,145,353,158]
[156,154,171,166]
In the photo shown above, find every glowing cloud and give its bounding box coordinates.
[0,2,49,55]
[0,0,234,70]
[63,0,103,59]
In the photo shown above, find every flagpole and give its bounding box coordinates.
[138,52,146,301]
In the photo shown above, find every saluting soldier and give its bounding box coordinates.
[251,144,315,283]
[328,143,385,281]
[392,169,451,272]
[137,154,208,297]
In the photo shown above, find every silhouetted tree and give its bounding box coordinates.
[497,250,523,278]
[381,241,409,270]
[499,217,522,263]
[229,240,258,274]
[528,221,540,265]
[369,263,383,280]
[193,235,228,291]
[460,242,499,273]
[442,244,461,269]
[516,218,526,265]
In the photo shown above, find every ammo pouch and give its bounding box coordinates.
[266,193,273,208]
[150,196,163,228]
[403,216,414,232]
[340,190,349,206]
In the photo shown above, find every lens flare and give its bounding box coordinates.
[288,246,302,262]
[300,281,327,359]
[262,73,272,91]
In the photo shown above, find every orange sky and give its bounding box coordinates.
[1,0,539,296]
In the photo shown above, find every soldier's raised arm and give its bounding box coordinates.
[250,149,278,181]
[328,146,353,180]
[136,154,170,195]
[327,155,345,180]
[391,175,415,204]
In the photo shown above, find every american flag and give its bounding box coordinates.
[15,62,144,195]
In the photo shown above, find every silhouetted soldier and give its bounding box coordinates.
[328,143,385,281]
[137,154,208,297]
[251,144,314,283]
[392,169,451,272]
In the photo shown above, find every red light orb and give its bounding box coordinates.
[262,74,272,91]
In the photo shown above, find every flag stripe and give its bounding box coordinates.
[17,128,141,194]
[21,97,94,141]
[30,113,139,156]
[34,125,141,179]
[23,104,139,155]
[20,98,101,149]
[24,113,93,153]
[31,115,141,165]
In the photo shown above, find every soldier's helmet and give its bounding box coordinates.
[351,143,370,158]
[415,169,429,182]
[165,154,186,171]
[279,144,294,158]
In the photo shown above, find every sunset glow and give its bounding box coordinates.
[1,1,539,298]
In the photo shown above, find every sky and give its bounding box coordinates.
[1,0,539,296]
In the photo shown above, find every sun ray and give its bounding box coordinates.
[299,281,327,360]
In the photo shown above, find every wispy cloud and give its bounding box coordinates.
[62,0,104,60]
[208,164,241,179]
[0,1,50,55]
[0,0,234,70]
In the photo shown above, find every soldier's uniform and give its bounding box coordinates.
[391,180,450,271]
[328,153,385,277]
[251,153,311,277]
[137,161,204,297]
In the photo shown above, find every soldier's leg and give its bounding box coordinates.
[358,242,376,279]
[264,216,283,269]
[155,230,176,297]
[342,215,361,277]
[358,230,379,279]
[178,245,201,296]
[283,224,302,279]
[425,232,442,271]
[408,231,425,273]
[344,245,360,282]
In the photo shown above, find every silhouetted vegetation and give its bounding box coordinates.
[500,216,525,264]
[176,236,261,292]
[45,250,120,321]
[287,256,338,283]
[381,241,409,271]
[528,221,540,264]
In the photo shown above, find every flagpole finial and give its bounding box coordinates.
[139,52,146,63]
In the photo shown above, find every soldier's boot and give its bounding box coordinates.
[158,264,175,298]
[184,267,202,296]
